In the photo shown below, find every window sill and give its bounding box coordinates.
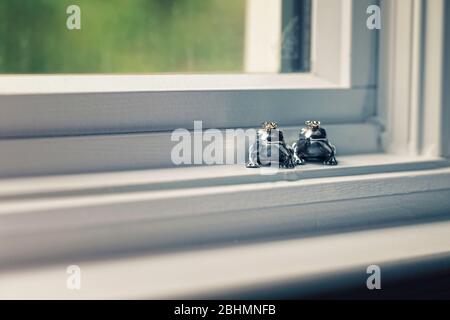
[2,221,450,299]
[0,74,341,95]
[1,153,450,272]
[0,123,379,176]
[1,153,447,198]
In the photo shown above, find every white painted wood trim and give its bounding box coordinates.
[0,73,339,95]
[0,155,449,271]
[1,219,450,299]
[0,0,373,94]
[419,0,446,157]
[311,0,352,86]
[0,154,445,199]
[312,0,378,87]
[244,0,282,73]
[444,0,450,158]
[378,0,415,155]
[349,0,379,88]
[0,88,376,139]
[0,0,378,140]
[1,156,448,221]
[378,0,449,157]
[243,0,374,87]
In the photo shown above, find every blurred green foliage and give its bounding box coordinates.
[0,0,245,73]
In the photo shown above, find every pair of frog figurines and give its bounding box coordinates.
[246,121,338,169]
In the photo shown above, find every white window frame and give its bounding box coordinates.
[1,1,450,299]
[0,0,361,93]
[0,0,375,135]
[0,0,446,173]
[0,0,382,177]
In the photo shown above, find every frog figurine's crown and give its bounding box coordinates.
[305,120,321,129]
[262,121,278,131]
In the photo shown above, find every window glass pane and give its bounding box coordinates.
[0,0,311,74]
[281,0,312,72]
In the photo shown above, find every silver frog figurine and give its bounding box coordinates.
[246,122,295,169]
[292,121,338,166]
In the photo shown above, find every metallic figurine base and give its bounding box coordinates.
[246,122,295,169]
[292,120,338,166]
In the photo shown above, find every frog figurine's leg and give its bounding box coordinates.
[291,142,306,165]
[278,144,296,169]
[323,143,338,165]
[246,140,260,168]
